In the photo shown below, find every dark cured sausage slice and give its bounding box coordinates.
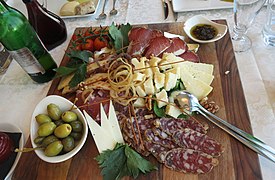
[164,148,219,174]
[164,37,187,55]
[179,51,200,63]
[173,128,224,157]
[144,139,170,163]
[144,129,178,149]
[144,36,171,58]
[154,117,208,135]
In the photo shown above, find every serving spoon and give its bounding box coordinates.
[175,91,275,163]
[109,0,118,16]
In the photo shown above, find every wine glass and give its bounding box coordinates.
[232,0,266,52]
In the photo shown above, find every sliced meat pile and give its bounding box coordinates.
[117,107,224,174]
[127,27,199,62]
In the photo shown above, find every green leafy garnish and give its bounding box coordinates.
[109,22,132,53]
[153,100,166,118]
[95,143,157,180]
[54,50,92,88]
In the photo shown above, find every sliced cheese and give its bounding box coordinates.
[180,61,214,75]
[165,104,182,118]
[164,72,178,91]
[108,101,124,144]
[133,98,145,108]
[133,72,145,82]
[154,72,165,91]
[159,60,172,71]
[143,77,155,95]
[181,66,214,85]
[155,89,168,108]
[149,56,161,74]
[144,62,153,77]
[84,111,116,153]
[135,85,147,97]
[131,57,145,72]
[180,70,213,100]
[165,66,181,79]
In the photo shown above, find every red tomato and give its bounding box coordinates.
[75,44,82,51]
[72,33,82,43]
[82,39,94,51]
[94,37,108,51]
[84,28,94,38]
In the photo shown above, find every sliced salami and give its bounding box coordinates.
[144,139,170,163]
[154,117,208,135]
[164,148,219,174]
[173,128,224,157]
[144,129,178,149]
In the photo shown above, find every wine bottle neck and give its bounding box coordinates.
[0,0,9,14]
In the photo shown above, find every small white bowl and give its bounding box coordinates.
[183,15,228,43]
[30,95,88,163]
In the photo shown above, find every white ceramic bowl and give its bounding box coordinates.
[183,15,228,43]
[30,95,88,163]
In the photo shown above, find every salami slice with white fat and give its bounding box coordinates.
[144,129,178,149]
[173,128,224,157]
[144,138,170,163]
[154,117,208,135]
[164,148,219,174]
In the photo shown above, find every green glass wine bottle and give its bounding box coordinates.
[0,0,57,83]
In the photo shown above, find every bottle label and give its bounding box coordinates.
[9,47,46,75]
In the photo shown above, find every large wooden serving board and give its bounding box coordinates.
[13,21,262,180]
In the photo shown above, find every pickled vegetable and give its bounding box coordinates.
[41,135,59,147]
[62,136,75,152]
[54,124,72,138]
[37,122,56,137]
[62,111,78,122]
[35,114,52,124]
[70,120,83,133]
[44,141,63,157]
[47,103,62,120]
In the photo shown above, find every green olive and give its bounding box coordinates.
[61,111,78,122]
[44,141,63,157]
[47,103,62,121]
[62,136,75,152]
[54,124,72,138]
[70,120,83,133]
[37,122,56,137]
[41,135,59,148]
[54,120,64,127]
[35,114,52,125]
[70,132,82,141]
[34,136,45,145]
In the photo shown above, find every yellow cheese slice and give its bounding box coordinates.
[180,61,214,75]
[108,101,124,144]
[181,66,214,85]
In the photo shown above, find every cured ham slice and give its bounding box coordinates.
[179,51,200,63]
[127,27,163,56]
[164,37,187,56]
[154,117,208,135]
[173,128,224,157]
[144,36,171,58]
[164,148,219,174]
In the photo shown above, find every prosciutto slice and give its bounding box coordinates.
[144,36,171,58]
[164,37,187,55]
[179,51,200,63]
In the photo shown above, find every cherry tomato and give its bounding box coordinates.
[82,39,94,52]
[75,44,82,51]
[84,28,94,39]
[72,33,83,43]
[94,37,108,51]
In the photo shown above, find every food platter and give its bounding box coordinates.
[6,0,100,19]
[12,21,262,179]
[172,0,233,12]
[0,123,24,180]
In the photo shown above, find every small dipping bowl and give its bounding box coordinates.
[183,15,228,43]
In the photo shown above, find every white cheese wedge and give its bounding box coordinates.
[135,85,147,97]
[133,72,145,82]
[165,66,181,79]
[84,111,116,153]
[164,72,178,91]
[144,62,153,77]
[154,72,165,91]
[159,60,172,71]
[181,70,213,100]
[181,66,214,85]
[144,77,155,95]
[165,104,182,118]
[133,98,145,108]
[149,56,161,74]
[131,58,145,72]
[108,101,124,144]
[180,61,214,75]
[155,89,168,108]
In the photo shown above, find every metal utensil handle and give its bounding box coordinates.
[101,0,107,13]
[197,108,275,163]
[112,0,116,9]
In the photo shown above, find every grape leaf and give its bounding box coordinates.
[54,66,78,78]
[153,100,166,118]
[67,50,92,63]
[69,63,87,88]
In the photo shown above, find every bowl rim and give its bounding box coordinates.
[183,15,228,43]
[30,95,88,163]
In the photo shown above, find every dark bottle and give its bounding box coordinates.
[0,0,57,83]
[23,0,67,51]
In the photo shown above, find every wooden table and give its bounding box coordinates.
[13,21,262,180]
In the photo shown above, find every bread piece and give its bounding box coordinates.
[60,1,80,16]
[75,0,96,15]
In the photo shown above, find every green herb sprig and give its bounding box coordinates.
[95,143,157,180]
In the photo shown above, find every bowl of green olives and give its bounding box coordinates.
[30,95,88,163]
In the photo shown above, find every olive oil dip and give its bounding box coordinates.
[191,24,217,41]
